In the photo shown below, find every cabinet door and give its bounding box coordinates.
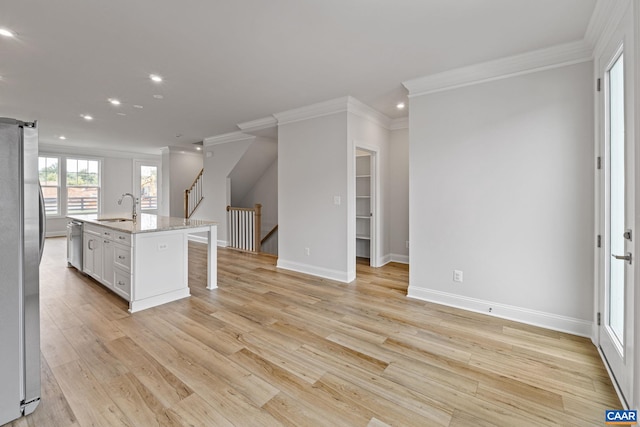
[93,237,103,281]
[83,232,96,276]
[102,239,114,288]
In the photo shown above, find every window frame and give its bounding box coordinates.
[38,153,103,217]
[65,157,102,216]
[38,155,62,218]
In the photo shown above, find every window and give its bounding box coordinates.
[38,156,60,216]
[140,165,158,211]
[66,158,100,214]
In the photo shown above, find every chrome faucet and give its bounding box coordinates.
[118,193,138,222]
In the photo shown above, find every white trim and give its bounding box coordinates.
[590,0,631,58]
[407,287,592,338]
[378,254,392,266]
[389,253,409,264]
[187,234,208,244]
[277,258,355,283]
[403,40,593,97]
[186,234,228,247]
[203,131,255,147]
[41,143,160,159]
[237,116,278,132]
[274,96,350,125]
[597,346,630,409]
[347,97,392,129]
[45,231,66,238]
[389,117,409,130]
[128,288,190,313]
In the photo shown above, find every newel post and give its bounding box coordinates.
[254,203,262,253]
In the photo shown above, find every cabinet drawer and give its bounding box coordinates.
[102,228,131,243]
[111,230,131,246]
[113,269,131,298]
[114,245,131,271]
[84,223,102,236]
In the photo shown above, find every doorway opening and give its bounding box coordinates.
[355,148,376,267]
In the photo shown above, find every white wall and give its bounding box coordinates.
[348,111,391,267]
[389,127,409,262]
[278,112,351,281]
[408,61,595,335]
[193,136,254,244]
[168,150,203,218]
[240,158,278,235]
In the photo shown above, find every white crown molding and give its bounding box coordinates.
[203,131,255,147]
[237,116,278,133]
[590,0,630,58]
[346,96,392,129]
[40,142,160,159]
[160,145,203,156]
[403,40,593,97]
[389,117,409,131]
[274,96,350,126]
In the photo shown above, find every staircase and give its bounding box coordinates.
[184,168,204,218]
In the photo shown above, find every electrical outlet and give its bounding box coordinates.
[453,270,463,282]
[334,196,341,205]
[305,247,310,256]
[405,240,409,249]
[158,243,168,251]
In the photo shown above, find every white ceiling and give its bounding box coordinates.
[0,0,596,154]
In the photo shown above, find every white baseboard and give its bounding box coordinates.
[390,253,409,264]
[277,258,354,283]
[407,286,592,337]
[187,234,208,244]
[186,234,228,248]
[377,254,392,267]
[46,231,67,238]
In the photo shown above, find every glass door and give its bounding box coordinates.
[599,25,634,406]
[134,160,160,215]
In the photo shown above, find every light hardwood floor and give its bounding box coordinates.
[7,237,619,427]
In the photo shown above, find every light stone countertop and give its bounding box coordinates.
[67,213,217,234]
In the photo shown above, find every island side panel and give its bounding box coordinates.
[130,229,190,312]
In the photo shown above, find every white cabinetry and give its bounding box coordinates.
[83,224,103,280]
[83,223,132,299]
[356,153,371,259]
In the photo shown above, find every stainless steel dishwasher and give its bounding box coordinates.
[67,220,83,270]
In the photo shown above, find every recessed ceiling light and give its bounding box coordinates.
[195,146,201,151]
[59,135,66,140]
[396,102,406,110]
[81,114,93,121]
[149,74,163,83]
[133,104,143,109]
[153,94,164,99]
[0,28,15,38]
[108,98,121,106]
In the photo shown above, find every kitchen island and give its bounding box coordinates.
[67,214,217,313]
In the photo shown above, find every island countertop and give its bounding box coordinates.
[67,213,218,234]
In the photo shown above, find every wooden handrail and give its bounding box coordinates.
[185,168,205,219]
[188,168,204,191]
[261,224,278,245]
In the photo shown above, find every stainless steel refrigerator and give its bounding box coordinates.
[0,118,44,425]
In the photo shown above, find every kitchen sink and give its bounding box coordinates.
[97,218,132,222]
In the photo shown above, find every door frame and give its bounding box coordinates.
[133,159,161,215]
[594,2,636,408]
[354,144,379,268]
